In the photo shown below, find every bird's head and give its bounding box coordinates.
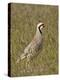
[37,22,45,34]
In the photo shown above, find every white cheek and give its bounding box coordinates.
[40,26,43,30]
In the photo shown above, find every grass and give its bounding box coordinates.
[10,3,58,77]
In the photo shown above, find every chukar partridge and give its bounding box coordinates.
[16,22,45,63]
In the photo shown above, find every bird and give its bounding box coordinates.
[16,22,45,64]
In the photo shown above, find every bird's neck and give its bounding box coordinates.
[36,30,42,37]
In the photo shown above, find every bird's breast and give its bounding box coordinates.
[24,34,42,55]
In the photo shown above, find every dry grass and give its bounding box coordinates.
[10,3,58,76]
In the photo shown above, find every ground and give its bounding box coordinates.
[9,3,58,76]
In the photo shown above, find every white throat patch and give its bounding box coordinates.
[40,26,43,30]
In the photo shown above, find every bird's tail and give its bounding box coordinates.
[16,53,26,64]
[20,53,26,60]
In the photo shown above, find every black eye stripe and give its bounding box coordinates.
[38,26,42,34]
[39,23,44,28]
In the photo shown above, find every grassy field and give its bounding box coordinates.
[10,3,58,76]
